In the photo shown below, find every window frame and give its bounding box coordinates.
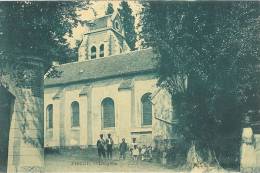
[90,46,97,59]
[71,101,80,128]
[115,21,120,30]
[101,97,115,129]
[141,93,153,126]
[46,104,53,129]
[99,44,104,57]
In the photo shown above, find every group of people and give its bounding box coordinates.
[96,134,128,162]
[96,134,114,162]
[96,134,152,163]
[130,138,153,161]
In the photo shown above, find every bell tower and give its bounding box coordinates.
[78,12,130,62]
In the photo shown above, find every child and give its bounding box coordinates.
[162,150,167,165]
[147,146,153,161]
[132,145,139,161]
[119,138,127,160]
[130,138,137,156]
[140,145,146,161]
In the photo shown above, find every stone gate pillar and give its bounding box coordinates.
[1,56,45,173]
[240,114,256,173]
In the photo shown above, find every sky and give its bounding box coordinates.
[66,0,142,48]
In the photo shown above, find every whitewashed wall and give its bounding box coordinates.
[44,87,60,147]
[44,74,173,147]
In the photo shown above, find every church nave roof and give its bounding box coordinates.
[44,48,157,87]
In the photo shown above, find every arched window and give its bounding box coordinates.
[71,101,80,127]
[102,98,115,128]
[46,104,53,129]
[100,44,104,57]
[90,46,96,59]
[115,21,119,30]
[141,93,152,126]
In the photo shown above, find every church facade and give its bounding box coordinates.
[44,13,174,148]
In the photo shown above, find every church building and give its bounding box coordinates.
[44,12,174,148]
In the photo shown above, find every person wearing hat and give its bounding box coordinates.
[97,134,106,164]
[106,133,114,160]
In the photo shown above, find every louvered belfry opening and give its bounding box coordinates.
[100,44,104,57]
[141,93,152,126]
[102,98,115,128]
[90,46,97,59]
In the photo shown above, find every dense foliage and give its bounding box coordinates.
[0,1,88,66]
[105,2,114,15]
[141,1,260,167]
[118,0,137,50]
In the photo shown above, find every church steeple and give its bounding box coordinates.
[78,12,130,62]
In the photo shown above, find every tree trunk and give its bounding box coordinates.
[186,142,223,173]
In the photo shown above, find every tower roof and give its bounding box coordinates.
[84,12,121,32]
[86,14,112,31]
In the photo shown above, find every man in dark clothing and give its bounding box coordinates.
[97,134,106,164]
[106,133,114,160]
[119,138,128,160]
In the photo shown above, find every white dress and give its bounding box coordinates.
[133,148,139,156]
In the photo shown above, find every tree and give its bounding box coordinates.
[141,1,260,169]
[0,2,89,171]
[0,1,88,66]
[118,0,137,50]
[105,2,114,15]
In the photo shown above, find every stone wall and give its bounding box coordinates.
[0,57,44,172]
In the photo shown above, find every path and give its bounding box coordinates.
[44,148,179,172]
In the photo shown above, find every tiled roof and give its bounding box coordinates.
[44,48,157,87]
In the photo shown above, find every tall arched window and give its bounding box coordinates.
[141,93,152,126]
[100,44,104,57]
[71,101,80,127]
[90,46,96,59]
[102,98,115,128]
[46,104,53,129]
